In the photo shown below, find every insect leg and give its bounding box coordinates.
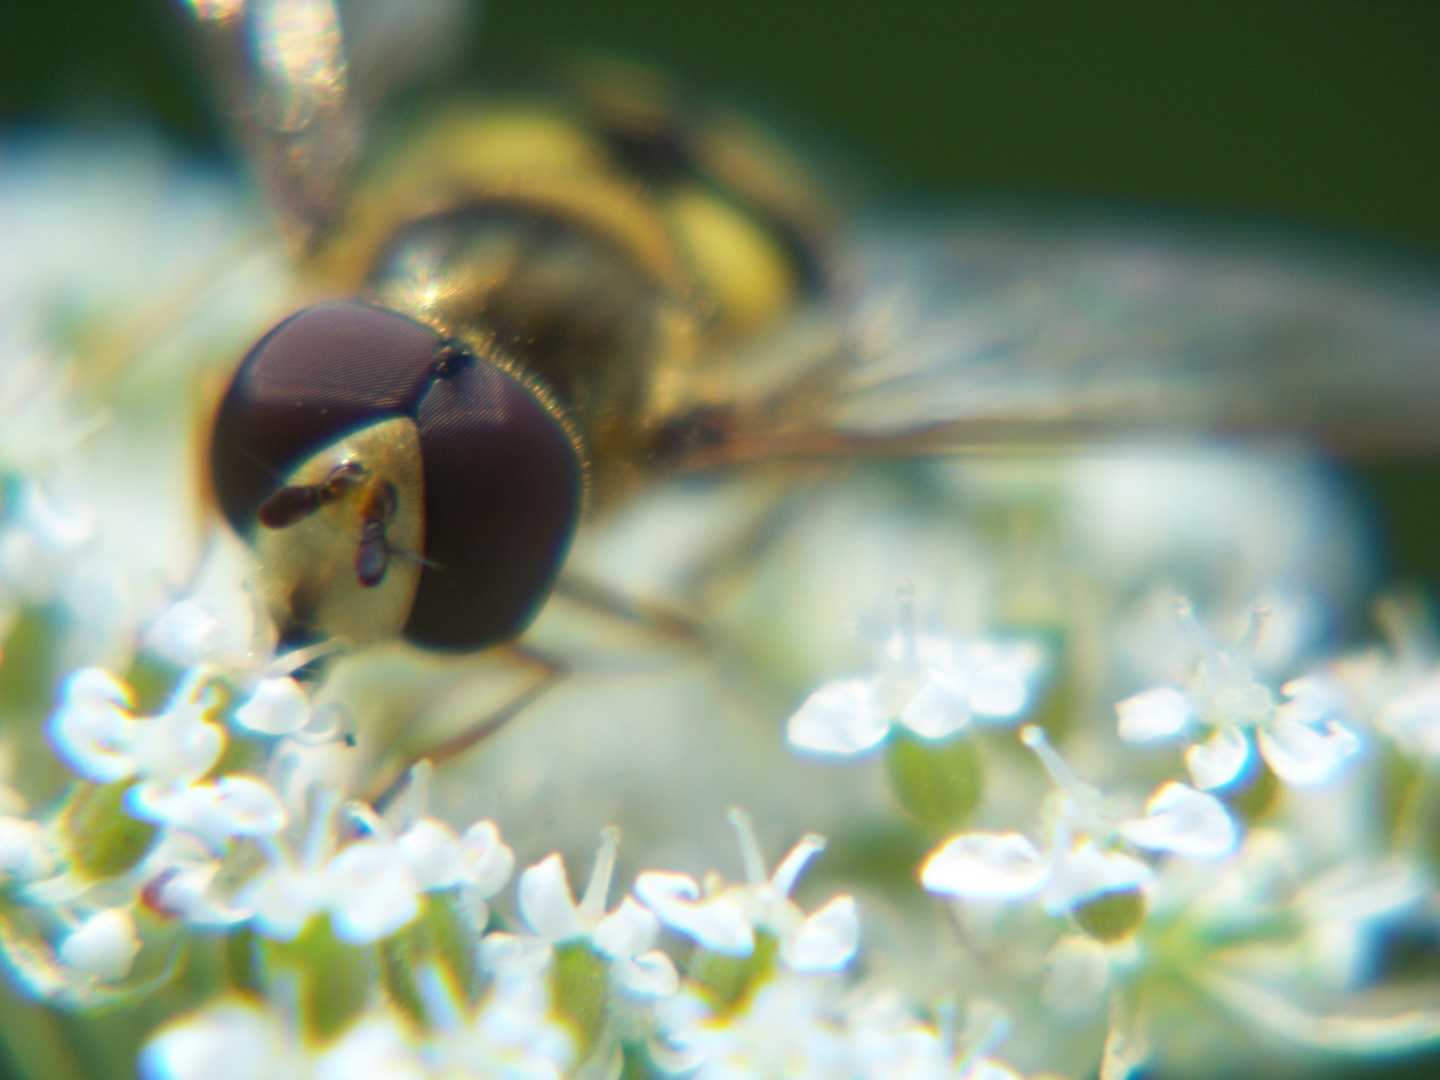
[551,571,709,646]
[366,646,568,811]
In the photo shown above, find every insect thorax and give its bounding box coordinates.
[305,72,834,505]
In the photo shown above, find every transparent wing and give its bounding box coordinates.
[703,208,1440,464]
[181,0,467,246]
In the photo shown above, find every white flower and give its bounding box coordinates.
[58,907,141,982]
[47,667,225,796]
[787,610,1045,756]
[139,996,425,1080]
[484,827,679,999]
[415,962,574,1080]
[233,676,314,737]
[636,808,860,974]
[243,791,344,941]
[922,726,1235,916]
[1116,601,1360,789]
[129,774,288,849]
[658,977,850,1080]
[0,479,94,605]
[0,816,54,881]
[244,767,513,945]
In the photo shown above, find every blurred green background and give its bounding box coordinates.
[2,5,1440,1078]
[2,0,1439,600]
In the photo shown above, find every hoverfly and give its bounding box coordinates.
[189,0,1440,696]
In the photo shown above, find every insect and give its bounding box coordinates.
[196,0,1440,661]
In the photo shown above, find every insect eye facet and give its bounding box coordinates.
[212,300,583,652]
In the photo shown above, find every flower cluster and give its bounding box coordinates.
[0,656,1041,1080]
[5,124,1440,1080]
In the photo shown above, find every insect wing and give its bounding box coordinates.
[704,212,1440,464]
[181,0,467,245]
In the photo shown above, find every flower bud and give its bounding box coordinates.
[552,940,609,1054]
[885,728,982,830]
[379,890,481,1022]
[1071,888,1146,943]
[61,781,158,878]
[255,917,372,1039]
[686,929,779,1014]
[1214,739,1281,823]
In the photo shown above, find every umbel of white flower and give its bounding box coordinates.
[636,807,860,974]
[922,725,1236,925]
[1115,600,1360,791]
[787,621,1045,756]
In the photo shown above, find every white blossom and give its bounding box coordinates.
[139,996,425,1080]
[58,908,141,982]
[787,615,1045,757]
[244,768,513,945]
[1115,602,1360,789]
[415,963,574,1080]
[485,827,679,1000]
[47,667,226,796]
[636,808,860,974]
[129,774,288,849]
[922,726,1235,916]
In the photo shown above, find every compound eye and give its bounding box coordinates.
[405,361,583,651]
[210,301,449,534]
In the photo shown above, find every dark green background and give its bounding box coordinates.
[1,5,1440,1078]
[3,1,1438,249]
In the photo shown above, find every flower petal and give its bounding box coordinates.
[970,664,1028,718]
[1185,724,1250,790]
[782,894,859,973]
[898,673,970,739]
[140,999,288,1080]
[786,678,890,756]
[1120,782,1236,858]
[328,840,420,943]
[613,950,679,999]
[634,870,753,956]
[397,819,467,891]
[1116,687,1190,742]
[315,1013,425,1080]
[920,832,1047,899]
[478,931,554,978]
[242,865,331,941]
[518,853,584,942]
[130,776,287,846]
[233,677,310,736]
[59,908,141,981]
[1042,841,1152,915]
[461,820,515,897]
[1258,717,1361,787]
[48,669,136,783]
[592,896,658,959]
[145,600,227,669]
